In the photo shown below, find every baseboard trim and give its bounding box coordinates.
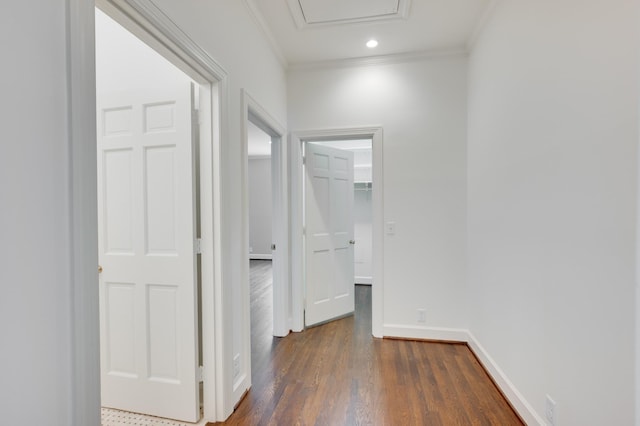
[466,333,545,425]
[383,324,468,342]
[249,254,272,260]
[355,276,372,285]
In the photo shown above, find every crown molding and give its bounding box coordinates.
[98,0,229,81]
[242,0,289,68]
[287,47,468,72]
[467,0,503,51]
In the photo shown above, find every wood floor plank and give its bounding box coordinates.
[209,260,523,425]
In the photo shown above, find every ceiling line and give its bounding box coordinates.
[467,0,503,50]
[287,47,468,72]
[242,0,289,68]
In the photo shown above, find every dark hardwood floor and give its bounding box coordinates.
[209,260,523,425]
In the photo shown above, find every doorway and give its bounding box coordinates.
[247,120,275,368]
[238,91,288,404]
[308,139,374,287]
[241,91,288,342]
[302,139,372,328]
[94,4,224,422]
[290,128,384,337]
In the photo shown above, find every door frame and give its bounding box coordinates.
[290,127,384,337]
[72,0,232,422]
[241,90,289,340]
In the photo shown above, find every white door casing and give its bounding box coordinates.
[304,143,355,326]
[97,83,200,422]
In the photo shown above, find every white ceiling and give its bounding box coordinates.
[248,0,491,64]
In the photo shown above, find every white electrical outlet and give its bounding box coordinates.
[417,309,426,323]
[233,354,240,378]
[545,395,556,425]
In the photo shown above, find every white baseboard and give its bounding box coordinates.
[381,325,544,425]
[249,254,272,260]
[466,332,545,425]
[383,324,469,342]
[355,276,372,285]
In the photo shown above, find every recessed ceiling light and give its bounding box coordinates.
[366,39,378,48]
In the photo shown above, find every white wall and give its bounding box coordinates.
[248,158,273,258]
[288,56,468,336]
[147,0,288,412]
[0,1,99,424]
[467,0,639,424]
[96,10,193,94]
[354,188,373,283]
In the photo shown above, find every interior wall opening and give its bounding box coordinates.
[240,92,288,409]
[94,5,220,423]
[302,138,373,332]
[247,120,275,358]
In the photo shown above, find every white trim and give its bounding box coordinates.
[91,1,231,421]
[198,82,225,422]
[242,0,288,68]
[290,133,304,332]
[383,325,469,342]
[68,0,101,424]
[467,333,546,425]
[466,0,503,51]
[284,0,305,29]
[635,63,640,426]
[290,127,383,337]
[238,92,252,404]
[354,276,372,285]
[98,0,228,82]
[288,48,467,72]
[250,254,273,260]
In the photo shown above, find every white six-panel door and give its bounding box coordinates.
[97,84,200,422]
[304,143,355,327]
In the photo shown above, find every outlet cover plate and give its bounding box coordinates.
[545,395,556,425]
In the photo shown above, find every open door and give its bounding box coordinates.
[304,143,355,327]
[97,83,200,422]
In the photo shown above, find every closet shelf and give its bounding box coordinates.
[354,181,372,191]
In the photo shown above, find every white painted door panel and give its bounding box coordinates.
[97,84,200,422]
[304,143,355,326]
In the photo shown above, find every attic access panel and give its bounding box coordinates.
[288,0,411,28]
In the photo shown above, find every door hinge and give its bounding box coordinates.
[197,365,204,382]
[302,156,306,165]
[195,238,203,254]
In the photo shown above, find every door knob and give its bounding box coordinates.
[98,265,103,273]
[349,240,356,245]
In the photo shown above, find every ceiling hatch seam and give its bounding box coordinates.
[287,0,411,29]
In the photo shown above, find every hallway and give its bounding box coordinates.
[211,260,522,425]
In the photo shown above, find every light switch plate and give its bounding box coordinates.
[385,221,396,235]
